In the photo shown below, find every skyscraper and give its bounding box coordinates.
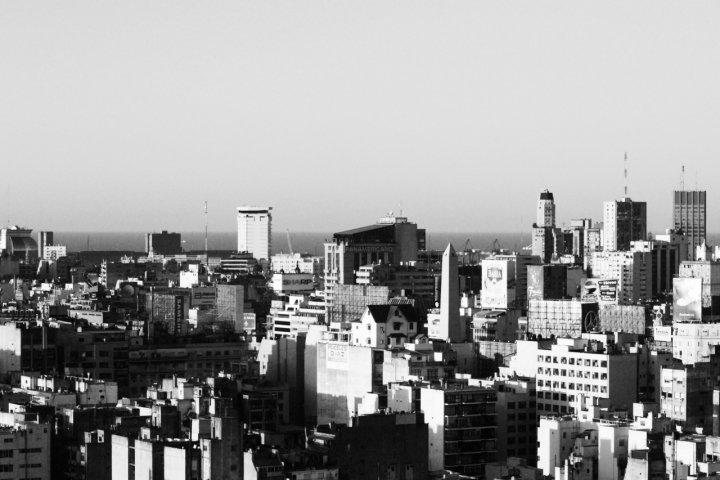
[37,231,53,259]
[603,198,647,251]
[537,190,555,227]
[532,190,561,262]
[237,206,272,260]
[673,190,706,260]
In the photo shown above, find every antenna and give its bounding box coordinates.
[681,165,685,190]
[624,152,627,196]
[400,199,403,217]
[204,201,208,265]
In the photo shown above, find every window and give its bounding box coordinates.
[0,450,12,458]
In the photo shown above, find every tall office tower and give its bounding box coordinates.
[37,231,53,259]
[673,190,706,260]
[603,198,647,251]
[237,206,272,260]
[537,190,555,227]
[145,230,182,255]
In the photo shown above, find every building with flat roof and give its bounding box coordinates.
[674,190,706,261]
[0,225,38,261]
[420,379,498,477]
[237,206,272,260]
[145,231,182,255]
[324,215,422,303]
[603,198,647,252]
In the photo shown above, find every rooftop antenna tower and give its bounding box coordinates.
[681,165,685,190]
[624,152,628,196]
[204,201,208,266]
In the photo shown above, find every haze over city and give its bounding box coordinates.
[2,2,720,234]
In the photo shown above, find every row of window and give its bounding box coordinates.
[538,356,607,367]
[538,368,608,380]
[537,380,607,394]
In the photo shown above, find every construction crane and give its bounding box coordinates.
[488,239,502,254]
[462,239,474,265]
[286,229,294,255]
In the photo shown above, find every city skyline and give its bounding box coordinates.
[2,2,720,233]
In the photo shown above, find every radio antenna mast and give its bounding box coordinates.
[624,152,628,196]
[681,165,685,190]
[204,201,208,266]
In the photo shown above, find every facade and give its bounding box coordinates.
[590,250,651,304]
[670,322,720,365]
[0,415,51,480]
[479,376,537,466]
[493,253,541,308]
[270,253,324,276]
[537,190,556,228]
[37,231,53,259]
[534,337,638,418]
[0,226,39,261]
[527,265,567,303]
[316,338,383,425]
[326,284,390,323]
[351,304,418,349]
[632,232,688,298]
[420,380,498,477]
[43,245,67,260]
[355,263,436,299]
[237,206,272,260]
[673,190,706,261]
[603,198,647,251]
[145,231,182,255]
[660,358,718,432]
[527,300,598,339]
[678,260,720,314]
[324,215,421,303]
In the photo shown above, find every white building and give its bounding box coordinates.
[43,245,67,260]
[671,322,720,364]
[351,304,418,349]
[603,198,647,252]
[532,336,638,418]
[270,253,324,276]
[237,206,272,260]
[590,250,650,304]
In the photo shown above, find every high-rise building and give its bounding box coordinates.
[532,191,562,263]
[537,190,555,227]
[145,230,182,255]
[37,231,53,259]
[673,190,706,260]
[324,214,422,303]
[237,206,272,260]
[603,198,647,251]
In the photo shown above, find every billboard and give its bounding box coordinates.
[527,266,544,302]
[327,343,348,370]
[673,277,702,322]
[191,287,216,307]
[174,295,185,333]
[481,260,516,309]
[272,273,314,293]
[653,326,672,343]
[581,279,619,305]
[242,313,256,332]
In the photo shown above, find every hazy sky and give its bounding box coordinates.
[2,2,719,234]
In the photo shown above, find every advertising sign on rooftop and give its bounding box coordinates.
[673,277,702,322]
[481,260,516,309]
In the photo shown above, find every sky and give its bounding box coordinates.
[2,2,720,235]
